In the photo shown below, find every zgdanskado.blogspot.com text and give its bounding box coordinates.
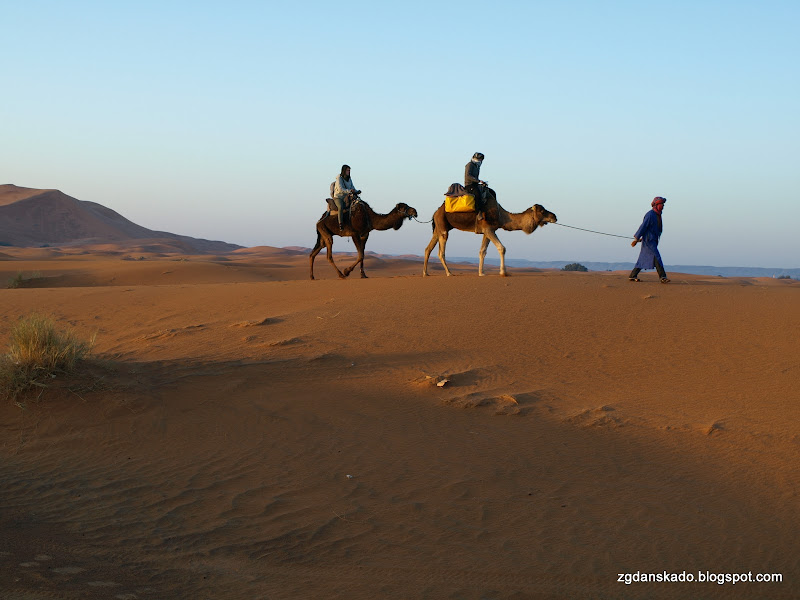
[618,571,783,586]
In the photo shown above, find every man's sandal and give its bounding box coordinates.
[629,277,640,282]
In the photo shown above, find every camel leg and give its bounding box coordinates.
[484,230,507,276]
[423,231,440,276]
[437,231,453,276]
[357,234,369,278]
[322,233,346,279]
[478,235,491,277]
[342,261,355,277]
[309,231,324,280]
[343,234,368,278]
[346,234,368,278]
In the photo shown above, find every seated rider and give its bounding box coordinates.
[333,164,360,230]
[465,152,485,220]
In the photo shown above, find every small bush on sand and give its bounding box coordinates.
[6,271,41,288]
[562,263,588,272]
[0,314,94,402]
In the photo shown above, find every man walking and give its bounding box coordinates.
[630,196,670,283]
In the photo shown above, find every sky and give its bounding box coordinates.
[2,0,798,268]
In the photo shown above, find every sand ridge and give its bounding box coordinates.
[1,247,798,598]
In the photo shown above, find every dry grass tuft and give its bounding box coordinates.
[6,271,41,288]
[1,314,94,402]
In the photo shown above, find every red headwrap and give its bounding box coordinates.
[652,196,666,215]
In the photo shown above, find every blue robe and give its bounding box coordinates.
[633,209,663,270]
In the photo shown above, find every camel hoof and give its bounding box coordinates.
[360,274,368,279]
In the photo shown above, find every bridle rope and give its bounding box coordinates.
[553,222,630,239]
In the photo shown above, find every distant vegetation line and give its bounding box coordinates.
[454,257,800,278]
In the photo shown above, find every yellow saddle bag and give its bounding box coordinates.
[445,194,476,213]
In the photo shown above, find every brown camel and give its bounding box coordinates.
[422,187,557,277]
[310,195,418,279]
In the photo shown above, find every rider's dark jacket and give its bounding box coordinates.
[464,160,481,187]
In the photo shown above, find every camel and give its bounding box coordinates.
[422,186,557,277]
[310,193,418,279]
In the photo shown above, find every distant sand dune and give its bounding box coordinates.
[0,184,241,253]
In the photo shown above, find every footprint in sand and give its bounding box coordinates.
[139,324,205,340]
[442,391,523,415]
[705,421,726,436]
[230,317,273,327]
[18,553,52,566]
[52,566,86,574]
[415,374,561,416]
[269,337,301,346]
[563,405,625,428]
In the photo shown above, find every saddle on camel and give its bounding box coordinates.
[443,182,491,232]
[324,187,362,229]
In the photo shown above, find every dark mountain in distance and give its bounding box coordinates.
[0,184,241,253]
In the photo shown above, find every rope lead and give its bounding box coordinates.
[553,223,630,239]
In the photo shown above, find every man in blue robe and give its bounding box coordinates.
[630,197,670,283]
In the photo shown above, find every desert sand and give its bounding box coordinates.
[1,245,798,599]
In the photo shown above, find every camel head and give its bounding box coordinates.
[533,204,557,225]
[392,203,418,229]
[522,204,557,234]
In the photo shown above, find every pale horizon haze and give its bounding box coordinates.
[3,1,798,268]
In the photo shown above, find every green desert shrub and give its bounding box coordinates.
[6,271,41,288]
[6,273,25,289]
[562,263,588,272]
[1,314,94,401]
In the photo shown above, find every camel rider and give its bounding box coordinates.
[465,152,485,220]
[333,164,361,231]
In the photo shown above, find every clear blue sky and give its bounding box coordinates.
[3,1,798,267]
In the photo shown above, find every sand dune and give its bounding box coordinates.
[1,248,798,599]
[0,185,241,253]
